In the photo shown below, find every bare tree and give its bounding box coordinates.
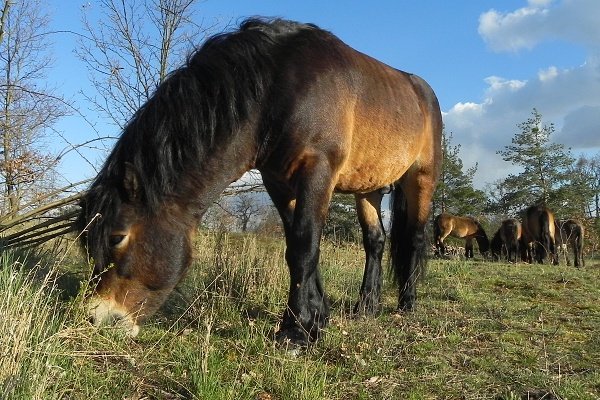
[200,199,235,231]
[255,205,284,237]
[77,0,217,128]
[0,0,67,217]
[75,1,270,221]
[230,193,263,232]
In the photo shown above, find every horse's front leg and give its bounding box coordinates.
[275,163,334,347]
[436,239,446,257]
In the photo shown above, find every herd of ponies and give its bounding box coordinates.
[433,204,585,267]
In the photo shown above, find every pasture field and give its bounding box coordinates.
[1,230,599,399]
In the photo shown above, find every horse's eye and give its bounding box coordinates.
[109,234,126,247]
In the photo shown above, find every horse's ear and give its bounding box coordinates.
[123,162,140,201]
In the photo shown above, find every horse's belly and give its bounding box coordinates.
[335,131,423,192]
[334,103,426,193]
[335,157,411,193]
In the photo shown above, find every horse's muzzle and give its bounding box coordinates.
[86,296,140,337]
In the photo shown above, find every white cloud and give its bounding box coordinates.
[479,0,600,53]
[447,101,483,115]
[444,58,600,188]
[478,6,549,52]
[538,66,558,81]
[484,76,527,92]
[556,106,600,149]
[443,1,600,189]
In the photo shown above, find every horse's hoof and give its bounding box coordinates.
[275,327,310,351]
[352,301,379,317]
[276,337,305,357]
[397,302,415,313]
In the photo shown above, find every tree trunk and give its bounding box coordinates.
[2,75,18,217]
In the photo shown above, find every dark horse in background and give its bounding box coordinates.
[490,218,521,263]
[555,219,585,267]
[521,205,557,264]
[490,230,503,261]
[75,18,442,346]
[433,213,489,258]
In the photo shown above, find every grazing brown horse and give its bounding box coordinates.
[490,229,504,261]
[491,218,522,263]
[521,205,557,264]
[75,18,442,346]
[433,213,489,258]
[555,219,585,267]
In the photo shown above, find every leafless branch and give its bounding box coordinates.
[0,192,82,230]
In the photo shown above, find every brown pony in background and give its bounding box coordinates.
[521,205,557,264]
[75,18,442,347]
[490,218,521,263]
[555,219,585,267]
[434,213,489,258]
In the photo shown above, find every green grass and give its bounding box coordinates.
[1,230,599,399]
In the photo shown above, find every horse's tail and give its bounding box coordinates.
[539,211,551,262]
[389,181,426,295]
[503,220,517,247]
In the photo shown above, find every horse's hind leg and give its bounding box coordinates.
[354,190,385,315]
[393,167,438,312]
[512,240,519,263]
[550,237,559,265]
[575,240,584,267]
[574,234,584,267]
[465,237,474,258]
[564,244,572,266]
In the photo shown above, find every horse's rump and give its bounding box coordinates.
[555,219,585,267]
[499,218,521,262]
[521,205,556,264]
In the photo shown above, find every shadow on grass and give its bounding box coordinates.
[1,247,84,301]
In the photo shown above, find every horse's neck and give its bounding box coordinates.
[181,129,259,213]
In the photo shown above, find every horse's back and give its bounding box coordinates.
[259,27,440,194]
[435,213,477,238]
[557,219,583,244]
[523,205,554,239]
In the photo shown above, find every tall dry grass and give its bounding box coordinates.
[0,252,70,399]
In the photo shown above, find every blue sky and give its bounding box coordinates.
[46,0,600,188]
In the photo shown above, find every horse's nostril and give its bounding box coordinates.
[88,315,96,325]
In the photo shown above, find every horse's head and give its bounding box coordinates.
[77,164,195,336]
[475,222,490,253]
[490,231,502,261]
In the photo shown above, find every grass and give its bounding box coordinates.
[1,229,599,399]
[0,253,72,399]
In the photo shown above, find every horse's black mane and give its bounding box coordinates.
[106,18,319,208]
[76,17,324,262]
